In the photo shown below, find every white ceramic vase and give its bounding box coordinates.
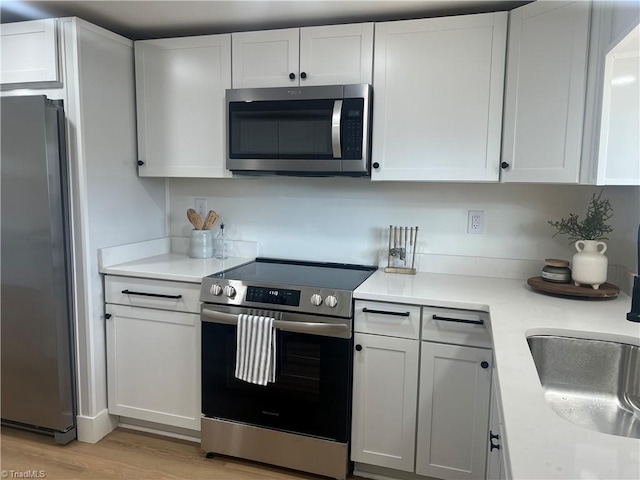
[571,240,608,289]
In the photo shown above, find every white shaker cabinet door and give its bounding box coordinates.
[597,24,640,185]
[0,19,59,84]
[486,377,507,480]
[135,34,231,177]
[416,342,492,480]
[351,333,419,472]
[299,23,373,86]
[501,1,590,183]
[372,13,507,182]
[232,28,299,88]
[106,304,201,431]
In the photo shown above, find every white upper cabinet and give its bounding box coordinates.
[501,1,591,183]
[135,34,231,177]
[371,13,507,182]
[232,28,299,88]
[597,23,640,185]
[299,23,373,86]
[232,23,373,88]
[1,19,60,84]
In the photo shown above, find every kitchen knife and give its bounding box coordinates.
[404,227,408,265]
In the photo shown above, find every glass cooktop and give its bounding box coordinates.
[211,257,377,291]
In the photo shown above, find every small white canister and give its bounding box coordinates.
[188,229,214,259]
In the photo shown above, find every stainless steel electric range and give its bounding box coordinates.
[200,257,377,480]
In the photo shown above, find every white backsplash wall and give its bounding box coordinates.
[169,178,638,273]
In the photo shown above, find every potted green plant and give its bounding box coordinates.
[548,191,614,290]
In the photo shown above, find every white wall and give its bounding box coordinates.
[169,178,638,273]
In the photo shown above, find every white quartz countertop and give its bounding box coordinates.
[355,270,640,479]
[100,253,252,283]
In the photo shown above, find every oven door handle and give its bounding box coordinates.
[201,308,350,336]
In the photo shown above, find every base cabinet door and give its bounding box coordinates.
[351,332,419,472]
[486,379,506,480]
[416,342,492,480]
[106,304,201,430]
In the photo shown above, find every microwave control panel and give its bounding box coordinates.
[342,98,364,159]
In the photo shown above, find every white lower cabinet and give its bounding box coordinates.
[105,276,201,431]
[352,301,494,480]
[416,342,492,480]
[351,332,419,471]
[486,378,507,480]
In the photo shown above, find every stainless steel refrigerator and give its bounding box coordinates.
[1,95,76,444]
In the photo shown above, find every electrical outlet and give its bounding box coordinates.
[467,210,484,234]
[195,198,207,219]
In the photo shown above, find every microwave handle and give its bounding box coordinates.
[331,99,343,158]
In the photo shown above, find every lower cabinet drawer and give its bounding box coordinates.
[105,275,201,313]
[422,306,491,348]
[354,300,421,339]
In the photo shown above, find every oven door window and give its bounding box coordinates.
[228,99,335,160]
[202,322,351,442]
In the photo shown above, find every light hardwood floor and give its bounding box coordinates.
[1,427,359,480]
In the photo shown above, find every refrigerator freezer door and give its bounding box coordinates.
[1,95,76,441]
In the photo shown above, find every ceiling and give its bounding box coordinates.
[0,1,528,40]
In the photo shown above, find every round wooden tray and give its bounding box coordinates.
[527,276,620,299]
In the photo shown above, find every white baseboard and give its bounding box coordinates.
[76,409,119,443]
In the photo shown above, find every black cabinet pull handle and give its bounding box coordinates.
[355,344,363,351]
[490,431,501,451]
[372,162,380,169]
[481,361,489,369]
[300,72,307,79]
[137,160,145,166]
[432,314,484,325]
[289,72,296,80]
[363,308,410,317]
[105,313,112,320]
[121,289,182,300]
[501,161,510,169]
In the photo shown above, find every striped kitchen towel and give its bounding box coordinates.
[234,314,276,386]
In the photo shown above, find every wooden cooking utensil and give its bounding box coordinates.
[203,210,219,230]
[187,208,203,230]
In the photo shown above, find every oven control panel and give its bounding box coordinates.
[245,286,301,306]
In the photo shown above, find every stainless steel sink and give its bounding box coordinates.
[527,335,640,439]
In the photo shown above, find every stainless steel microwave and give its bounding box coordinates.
[226,84,372,176]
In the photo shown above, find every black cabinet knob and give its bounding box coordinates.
[501,161,510,169]
[372,162,380,169]
[289,72,296,80]
[481,361,489,369]
[300,72,307,79]
[105,313,112,320]
[355,344,363,351]
[137,160,145,166]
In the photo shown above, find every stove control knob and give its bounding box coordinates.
[325,295,338,308]
[223,285,236,298]
[310,293,323,306]
[210,284,223,296]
